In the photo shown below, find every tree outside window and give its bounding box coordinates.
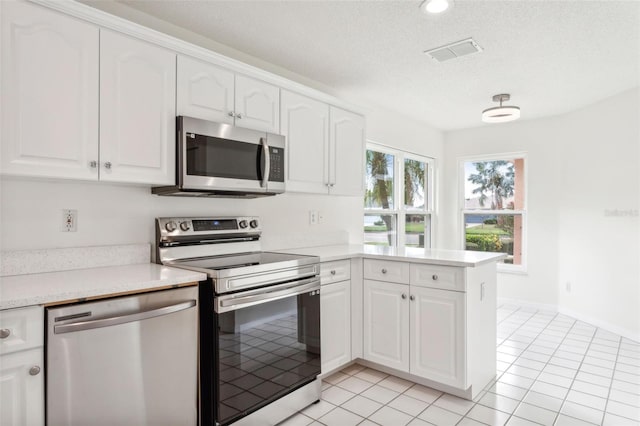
[365,144,434,249]
[462,156,526,270]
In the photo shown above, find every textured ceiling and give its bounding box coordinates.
[92,0,640,131]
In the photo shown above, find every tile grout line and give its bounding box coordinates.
[502,309,567,426]
[546,318,599,425]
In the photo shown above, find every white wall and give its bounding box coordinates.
[0,177,364,252]
[441,88,640,340]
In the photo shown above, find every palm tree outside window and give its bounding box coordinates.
[364,143,434,249]
[461,155,527,272]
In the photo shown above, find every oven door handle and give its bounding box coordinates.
[216,278,319,313]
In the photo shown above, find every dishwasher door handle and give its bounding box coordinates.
[54,299,197,334]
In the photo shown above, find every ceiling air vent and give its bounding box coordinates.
[424,38,483,62]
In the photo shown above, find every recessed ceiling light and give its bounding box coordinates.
[420,0,450,14]
[482,94,521,123]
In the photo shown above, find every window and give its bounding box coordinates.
[460,154,526,272]
[364,143,434,249]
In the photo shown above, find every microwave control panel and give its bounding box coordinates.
[269,147,285,182]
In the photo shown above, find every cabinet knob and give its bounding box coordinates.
[89,160,97,168]
[410,295,415,301]
[330,270,336,275]
[29,366,41,376]
[432,274,438,281]
[236,113,243,119]
[228,111,235,117]
[104,161,112,170]
[381,268,387,274]
[401,293,407,299]
[0,329,10,339]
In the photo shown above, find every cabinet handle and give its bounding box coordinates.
[89,160,97,168]
[401,293,407,299]
[330,270,336,275]
[29,366,41,376]
[0,329,10,339]
[104,162,112,170]
[432,274,438,281]
[236,113,243,119]
[410,295,415,301]
[381,268,387,274]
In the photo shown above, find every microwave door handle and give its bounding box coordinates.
[260,137,270,188]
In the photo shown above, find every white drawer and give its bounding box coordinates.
[320,260,351,285]
[410,263,466,291]
[364,259,410,284]
[0,305,44,355]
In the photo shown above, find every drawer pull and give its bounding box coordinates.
[0,329,10,339]
[381,268,388,274]
[432,274,438,281]
[29,366,41,376]
[330,270,336,275]
[401,293,407,300]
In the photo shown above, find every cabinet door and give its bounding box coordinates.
[234,74,279,133]
[0,348,44,426]
[176,55,234,124]
[281,90,329,194]
[321,280,351,374]
[363,280,409,372]
[410,286,465,388]
[329,107,365,196]
[1,1,99,180]
[99,30,176,185]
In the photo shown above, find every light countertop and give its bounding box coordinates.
[0,263,206,310]
[277,244,507,267]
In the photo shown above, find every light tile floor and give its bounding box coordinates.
[280,304,640,426]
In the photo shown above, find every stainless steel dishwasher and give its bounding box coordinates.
[46,286,198,426]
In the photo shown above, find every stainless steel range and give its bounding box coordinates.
[156,217,321,426]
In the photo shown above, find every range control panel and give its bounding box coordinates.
[157,216,261,238]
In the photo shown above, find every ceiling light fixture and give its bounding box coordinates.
[420,0,450,14]
[482,94,521,123]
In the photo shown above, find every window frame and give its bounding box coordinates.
[365,142,436,249]
[458,152,528,274]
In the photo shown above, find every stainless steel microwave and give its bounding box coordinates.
[153,116,285,198]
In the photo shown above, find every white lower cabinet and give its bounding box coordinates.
[363,280,409,372]
[321,280,351,373]
[0,306,44,426]
[320,260,352,374]
[363,260,496,399]
[410,286,465,389]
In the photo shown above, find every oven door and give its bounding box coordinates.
[178,116,285,194]
[213,277,320,426]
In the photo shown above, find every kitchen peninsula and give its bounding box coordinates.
[277,245,506,400]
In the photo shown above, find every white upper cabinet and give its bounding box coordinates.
[177,56,279,133]
[0,1,99,180]
[99,30,176,185]
[234,74,280,133]
[281,94,365,195]
[281,90,329,193]
[177,55,234,124]
[329,106,365,196]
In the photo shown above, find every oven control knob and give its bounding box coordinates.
[179,221,191,231]
[250,220,259,228]
[239,220,248,229]
[165,221,178,232]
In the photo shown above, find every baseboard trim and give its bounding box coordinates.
[498,297,639,343]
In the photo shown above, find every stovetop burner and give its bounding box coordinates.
[155,217,320,294]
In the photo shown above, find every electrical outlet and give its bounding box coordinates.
[62,209,77,232]
[309,210,318,225]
